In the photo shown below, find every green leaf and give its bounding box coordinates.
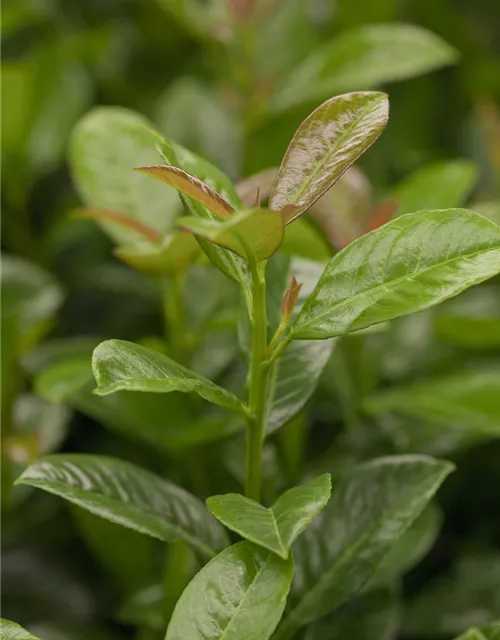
[271,24,458,111]
[114,233,200,275]
[392,160,478,216]
[289,209,500,340]
[404,553,500,637]
[70,107,180,245]
[365,369,500,435]
[165,541,293,640]
[269,92,389,221]
[281,217,332,261]
[92,339,244,412]
[434,286,500,350]
[207,474,331,558]
[16,454,228,557]
[0,619,40,640]
[456,622,500,640]
[304,589,400,640]
[274,455,454,639]
[177,208,284,262]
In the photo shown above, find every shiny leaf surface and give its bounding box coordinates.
[271,24,457,111]
[290,209,500,340]
[165,541,293,640]
[177,208,284,261]
[275,456,453,638]
[92,339,244,412]
[269,92,388,221]
[16,454,228,557]
[206,474,331,558]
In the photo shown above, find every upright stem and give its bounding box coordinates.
[245,260,270,501]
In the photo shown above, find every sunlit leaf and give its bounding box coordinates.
[207,474,331,558]
[269,92,389,222]
[289,209,500,340]
[0,619,40,640]
[165,541,293,640]
[92,339,244,412]
[177,208,284,261]
[115,233,200,274]
[16,454,228,557]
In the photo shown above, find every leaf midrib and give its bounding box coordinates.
[292,244,500,338]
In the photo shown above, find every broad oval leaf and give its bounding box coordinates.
[16,454,228,557]
[290,209,500,340]
[70,107,180,244]
[392,160,478,217]
[177,208,284,262]
[274,455,454,639]
[269,92,389,222]
[165,541,293,640]
[0,619,41,640]
[365,369,500,435]
[135,165,235,219]
[206,474,331,558]
[271,24,458,112]
[92,339,244,413]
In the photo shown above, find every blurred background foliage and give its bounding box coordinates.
[1,0,500,638]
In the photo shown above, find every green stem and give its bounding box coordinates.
[245,260,270,501]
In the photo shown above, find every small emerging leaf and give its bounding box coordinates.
[177,208,284,262]
[270,92,389,222]
[92,339,244,412]
[207,474,331,558]
[281,276,303,321]
[135,165,234,219]
[165,541,293,640]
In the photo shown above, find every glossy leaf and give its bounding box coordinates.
[289,209,500,340]
[456,622,500,640]
[0,619,40,640]
[207,474,331,558]
[269,92,389,221]
[92,339,244,412]
[365,369,500,435]
[404,553,500,637]
[392,160,478,217]
[271,24,458,111]
[70,107,180,244]
[304,589,400,640]
[16,454,228,557]
[135,165,235,219]
[165,541,293,640]
[177,208,284,261]
[114,233,200,274]
[274,455,454,639]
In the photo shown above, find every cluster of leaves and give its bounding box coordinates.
[2,1,500,640]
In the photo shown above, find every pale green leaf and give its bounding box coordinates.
[207,474,331,558]
[271,24,458,111]
[274,455,454,639]
[92,339,244,412]
[16,454,228,557]
[456,622,500,640]
[165,541,293,640]
[289,209,500,340]
[114,233,200,275]
[269,92,389,221]
[365,369,500,435]
[177,208,284,262]
[0,619,40,640]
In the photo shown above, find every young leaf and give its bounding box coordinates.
[365,369,500,435]
[92,339,244,413]
[392,160,478,217]
[70,208,163,243]
[281,276,303,321]
[114,233,200,275]
[455,622,500,640]
[274,455,454,639]
[0,619,41,640]
[70,107,180,244]
[134,165,235,219]
[165,541,293,640]
[16,454,228,557]
[289,209,500,340]
[177,208,284,262]
[269,92,389,222]
[207,474,331,558]
[271,24,458,111]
